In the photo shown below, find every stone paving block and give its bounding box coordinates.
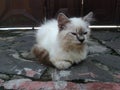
[2,79,80,90]
[89,55,120,82]
[51,60,113,82]
[0,51,47,79]
[90,55,120,70]
[88,39,109,55]
[0,79,4,86]
[3,79,32,89]
[2,79,120,90]
[105,40,120,55]
[91,31,120,55]
[0,74,10,80]
[0,38,14,50]
[85,82,120,90]
[91,31,120,41]
[0,40,8,47]
[11,35,35,52]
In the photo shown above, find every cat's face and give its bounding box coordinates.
[57,12,93,46]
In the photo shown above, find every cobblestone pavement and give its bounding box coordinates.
[0,29,120,90]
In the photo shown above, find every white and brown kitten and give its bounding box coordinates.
[32,12,93,69]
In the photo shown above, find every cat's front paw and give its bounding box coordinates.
[54,60,72,69]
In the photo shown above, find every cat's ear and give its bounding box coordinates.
[57,13,70,30]
[83,12,93,23]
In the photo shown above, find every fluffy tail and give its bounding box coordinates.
[32,45,53,66]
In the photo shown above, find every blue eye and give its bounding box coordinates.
[71,32,77,35]
[83,32,87,34]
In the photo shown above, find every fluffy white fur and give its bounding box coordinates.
[35,12,93,69]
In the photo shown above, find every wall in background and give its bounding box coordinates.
[0,0,119,27]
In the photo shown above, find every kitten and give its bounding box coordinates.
[32,12,93,69]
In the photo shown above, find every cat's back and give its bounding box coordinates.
[36,19,59,50]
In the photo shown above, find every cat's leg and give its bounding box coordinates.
[32,45,52,66]
[52,60,72,69]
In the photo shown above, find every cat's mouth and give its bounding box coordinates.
[75,42,85,45]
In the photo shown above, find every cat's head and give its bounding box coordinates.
[57,12,93,47]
